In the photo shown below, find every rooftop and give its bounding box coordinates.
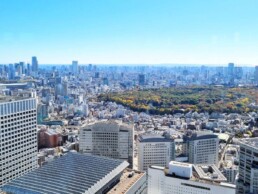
[193,164,227,182]
[107,169,145,194]
[183,131,218,141]
[3,153,129,194]
[82,120,133,132]
[138,134,173,143]
[0,96,33,103]
[239,137,258,148]
[150,165,235,189]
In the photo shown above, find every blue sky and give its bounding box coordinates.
[0,0,258,65]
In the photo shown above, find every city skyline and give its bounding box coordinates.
[0,0,258,65]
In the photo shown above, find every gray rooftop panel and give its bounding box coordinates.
[3,152,129,194]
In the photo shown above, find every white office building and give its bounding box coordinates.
[237,138,258,194]
[79,120,134,168]
[138,134,175,171]
[148,161,236,194]
[0,97,38,187]
[183,132,219,165]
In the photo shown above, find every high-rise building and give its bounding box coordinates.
[138,134,175,171]
[183,132,219,165]
[138,74,145,86]
[72,60,78,74]
[31,56,38,72]
[148,162,235,194]
[228,63,235,77]
[103,77,109,85]
[254,66,258,84]
[37,103,49,123]
[79,120,134,168]
[0,97,38,187]
[236,138,258,194]
[8,64,15,80]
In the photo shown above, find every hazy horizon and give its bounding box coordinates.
[1,0,258,65]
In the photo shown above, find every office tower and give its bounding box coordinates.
[19,62,25,74]
[138,134,175,171]
[31,56,38,72]
[95,72,100,78]
[183,132,219,165]
[148,162,235,194]
[37,103,49,123]
[0,97,38,187]
[138,74,145,86]
[254,66,258,84]
[237,138,258,194]
[79,120,134,168]
[103,77,109,86]
[235,66,243,79]
[8,64,15,80]
[228,63,235,77]
[88,64,92,71]
[71,60,78,74]
[26,63,30,75]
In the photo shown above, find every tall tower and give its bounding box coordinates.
[0,97,38,186]
[138,74,145,86]
[72,61,78,74]
[31,56,38,72]
[254,66,258,84]
[228,63,235,77]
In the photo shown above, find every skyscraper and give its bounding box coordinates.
[79,120,134,168]
[228,63,235,77]
[254,66,258,84]
[138,74,145,86]
[0,97,38,187]
[31,56,38,72]
[237,138,258,194]
[71,61,78,74]
[8,64,15,80]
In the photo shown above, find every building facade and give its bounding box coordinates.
[0,97,38,187]
[138,134,175,171]
[31,56,38,72]
[183,132,219,165]
[237,138,258,194]
[148,163,235,194]
[79,121,134,168]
